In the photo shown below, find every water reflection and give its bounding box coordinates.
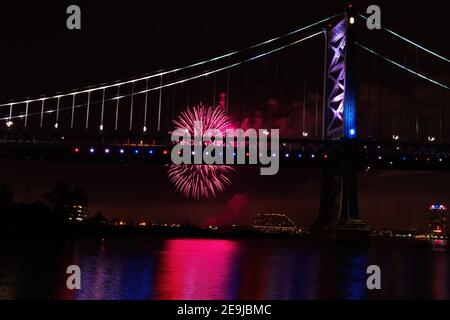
[0,238,448,300]
[336,247,369,299]
[73,240,156,300]
[431,245,448,300]
[154,239,238,299]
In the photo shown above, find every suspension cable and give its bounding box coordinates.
[355,42,449,90]
[357,13,450,63]
[0,13,342,108]
[2,31,324,122]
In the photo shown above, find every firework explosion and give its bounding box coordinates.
[167,164,234,199]
[172,104,232,139]
[167,104,234,199]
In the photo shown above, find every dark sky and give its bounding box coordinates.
[1,0,449,99]
[0,0,449,230]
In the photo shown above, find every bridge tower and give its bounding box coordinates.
[312,8,369,242]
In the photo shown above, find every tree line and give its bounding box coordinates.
[0,181,107,231]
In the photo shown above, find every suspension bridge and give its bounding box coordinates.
[1,6,448,240]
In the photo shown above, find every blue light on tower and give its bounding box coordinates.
[344,85,357,139]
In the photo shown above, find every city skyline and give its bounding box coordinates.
[1,161,449,230]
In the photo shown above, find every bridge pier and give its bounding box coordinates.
[311,141,368,243]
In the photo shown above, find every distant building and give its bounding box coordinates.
[110,218,127,226]
[428,204,448,238]
[67,205,90,222]
[253,213,298,234]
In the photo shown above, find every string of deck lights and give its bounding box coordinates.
[69,144,449,167]
[72,145,329,160]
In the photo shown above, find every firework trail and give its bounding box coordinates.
[167,104,234,199]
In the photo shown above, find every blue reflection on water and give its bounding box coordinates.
[0,238,448,300]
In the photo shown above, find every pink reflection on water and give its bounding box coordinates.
[154,239,238,300]
[431,240,449,299]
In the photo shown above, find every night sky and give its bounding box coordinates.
[0,0,449,230]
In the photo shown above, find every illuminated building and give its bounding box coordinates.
[67,205,90,222]
[253,213,298,234]
[110,218,127,226]
[428,204,448,238]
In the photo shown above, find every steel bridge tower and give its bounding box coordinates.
[311,9,369,242]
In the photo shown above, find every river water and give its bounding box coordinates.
[0,237,448,299]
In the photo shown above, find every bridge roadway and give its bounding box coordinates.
[0,130,449,171]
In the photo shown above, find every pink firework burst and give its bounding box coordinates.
[168,104,234,199]
[166,164,234,199]
[172,104,232,139]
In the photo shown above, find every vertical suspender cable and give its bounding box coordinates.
[399,55,405,139]
[302,72,306,134]
[321,30,327,139]
[143,78,149,132]
[415,47,419,139]
[186,84,189,109]
[213,63,217,106]
[440,90,444,140]
[315,78,318,137]
[200,64,204,104]
[24,101,29,127]
[86,91,91,130]
[129,82,134,131]
[55,96,60,128]
[100,88,105,131]
[428,85,432,138]
[368,55,372,138]
[171,72,176,119]
[71,94,76,129]
[115,86,120,131]
[158,75,162,132]
[264,56,268,129]
[40,100,45,128]
[226,67,230,114]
